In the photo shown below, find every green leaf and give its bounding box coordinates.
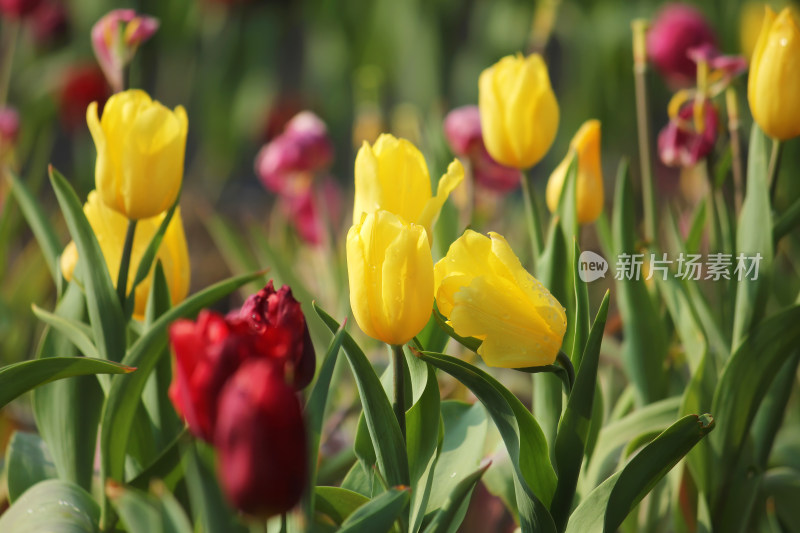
[99,271,263,524]
[49,166,126,362]
[205,215,266,295]
[423,461,491,533]
[0,356,134,409]
[128,429,189,491]
[108,481,193,533]
[679,351,718,496]
[338,487,411,533]
[685,201,707,255]
[183,441,246,533]
[583,396,682,490]
[315,486,370,525]
[7,171,63,291]
[304,324,346,518]
[313,303,410,488]
[32,304,99,360]
[32,281,103,491]
[4,432,57,503]
[611,160,668,404]
[0,479,100,532]
[731,124,773,350]
[655,276,707,373]
[425,401,488,514]
[566,240,590,369]
[773,195,800,244]
[566,414,715,533]
[551,291,610,531]
[415,350,556,533]
[710,305,800,496]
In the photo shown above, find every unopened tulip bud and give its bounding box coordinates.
[228,281,316,390]
[647,4,717,86]
[214,360,307,517]
[0,107,20,153]
[443,106,482,156]
[91,9,159,92]
[0,0,41,18]
[31,1,68,46]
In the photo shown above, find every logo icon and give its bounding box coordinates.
[578,251,608,282]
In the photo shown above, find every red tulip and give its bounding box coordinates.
[0,0,42,18]
[647,4,717,86]
[229,281,316,389]
[214,359,307,517]
[59,65,110,131]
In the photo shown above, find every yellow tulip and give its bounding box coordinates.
[434,230,566,368]
[545,119,604,224]
[346,210,434,345]
[748,6,800,140]
[60,190,190,320]
[87,89,188,219]
[353,133,463,243]
[478,53,559,169]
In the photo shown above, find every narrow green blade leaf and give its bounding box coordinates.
[313,303,410,488]
[338,487,411,533]
[32,304,99,360]
[0,356,134,408]
[551,291,610,530]
[0,479,100,532]
[4,432,57,503]
[49,166,126,362]
[423,462,491,533]
[108,481,193,533]
[128,201,178,313]
[315,486,371,525]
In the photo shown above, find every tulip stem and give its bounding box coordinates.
[520,172,544,267]
[117,220,137,307]
[556,350,575,394]
[391,344,407,441]
[768,139,783,205]
[0,19,20,108]
[632,20,657,245]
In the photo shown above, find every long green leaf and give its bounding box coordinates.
[50,166,126,362]
[551,291,610,531]
[313,303,410,488]
[0,479,100,532]
[423,461,491,533]
[566,414,714,533]
[99,271,263,525]
[108,481,193,533]
[4,431,57,503]
[315,486,371,525]
[0,356,134,408]
[416,350,557,533]
[32,304,99,360]
[338,487,411,533]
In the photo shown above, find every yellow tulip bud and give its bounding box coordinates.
[545,119,604,224]
[478,53,559,169]
[346,210,434,345]
[434,230,566,368]
[353,134,463,244]
[61,191,190,320]
[87,89,188,219]
[748,6,800,140]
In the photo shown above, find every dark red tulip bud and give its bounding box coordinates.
[0,0,42,18]
[658,99,718,168]
[59,65,111,131]
[214,359,307,517]
[647,4,717,86]
[230,281,316,389]
[30,1,68,46]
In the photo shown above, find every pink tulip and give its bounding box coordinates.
[91,9,159,92]
[658,99,718,168]
[647,4,717,86]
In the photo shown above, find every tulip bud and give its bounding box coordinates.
[60,191,190,321]
[91,9,159,93]
[478,53,559,169]
[0,107,20,155]
[545,120,604,224]
[254,111,333,196]
[347,210,434,345]
[658,99,718,168]
[59,65,110,131]
[214,360,307,517]
[748,6,800,140]
[87,89,188,220]
[647,4,717,86]
[31,1,68,46]
[444,106,521,193]
[0,0,41,18]
[228,281,316,390]
[353,133,463,243]
[280,179,342,246]
[434,230,567,368]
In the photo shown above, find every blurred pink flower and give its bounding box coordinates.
[647,4,717,86]
[91,9,159,92]
[30,0,67,45]
[0,0,41,18]
[444,105,521,193]
[658,99,718,168]
[255,111,334,195]
[281,178,342,246]
[0,107,20,148]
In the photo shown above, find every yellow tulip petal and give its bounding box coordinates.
[417,159,464,242]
